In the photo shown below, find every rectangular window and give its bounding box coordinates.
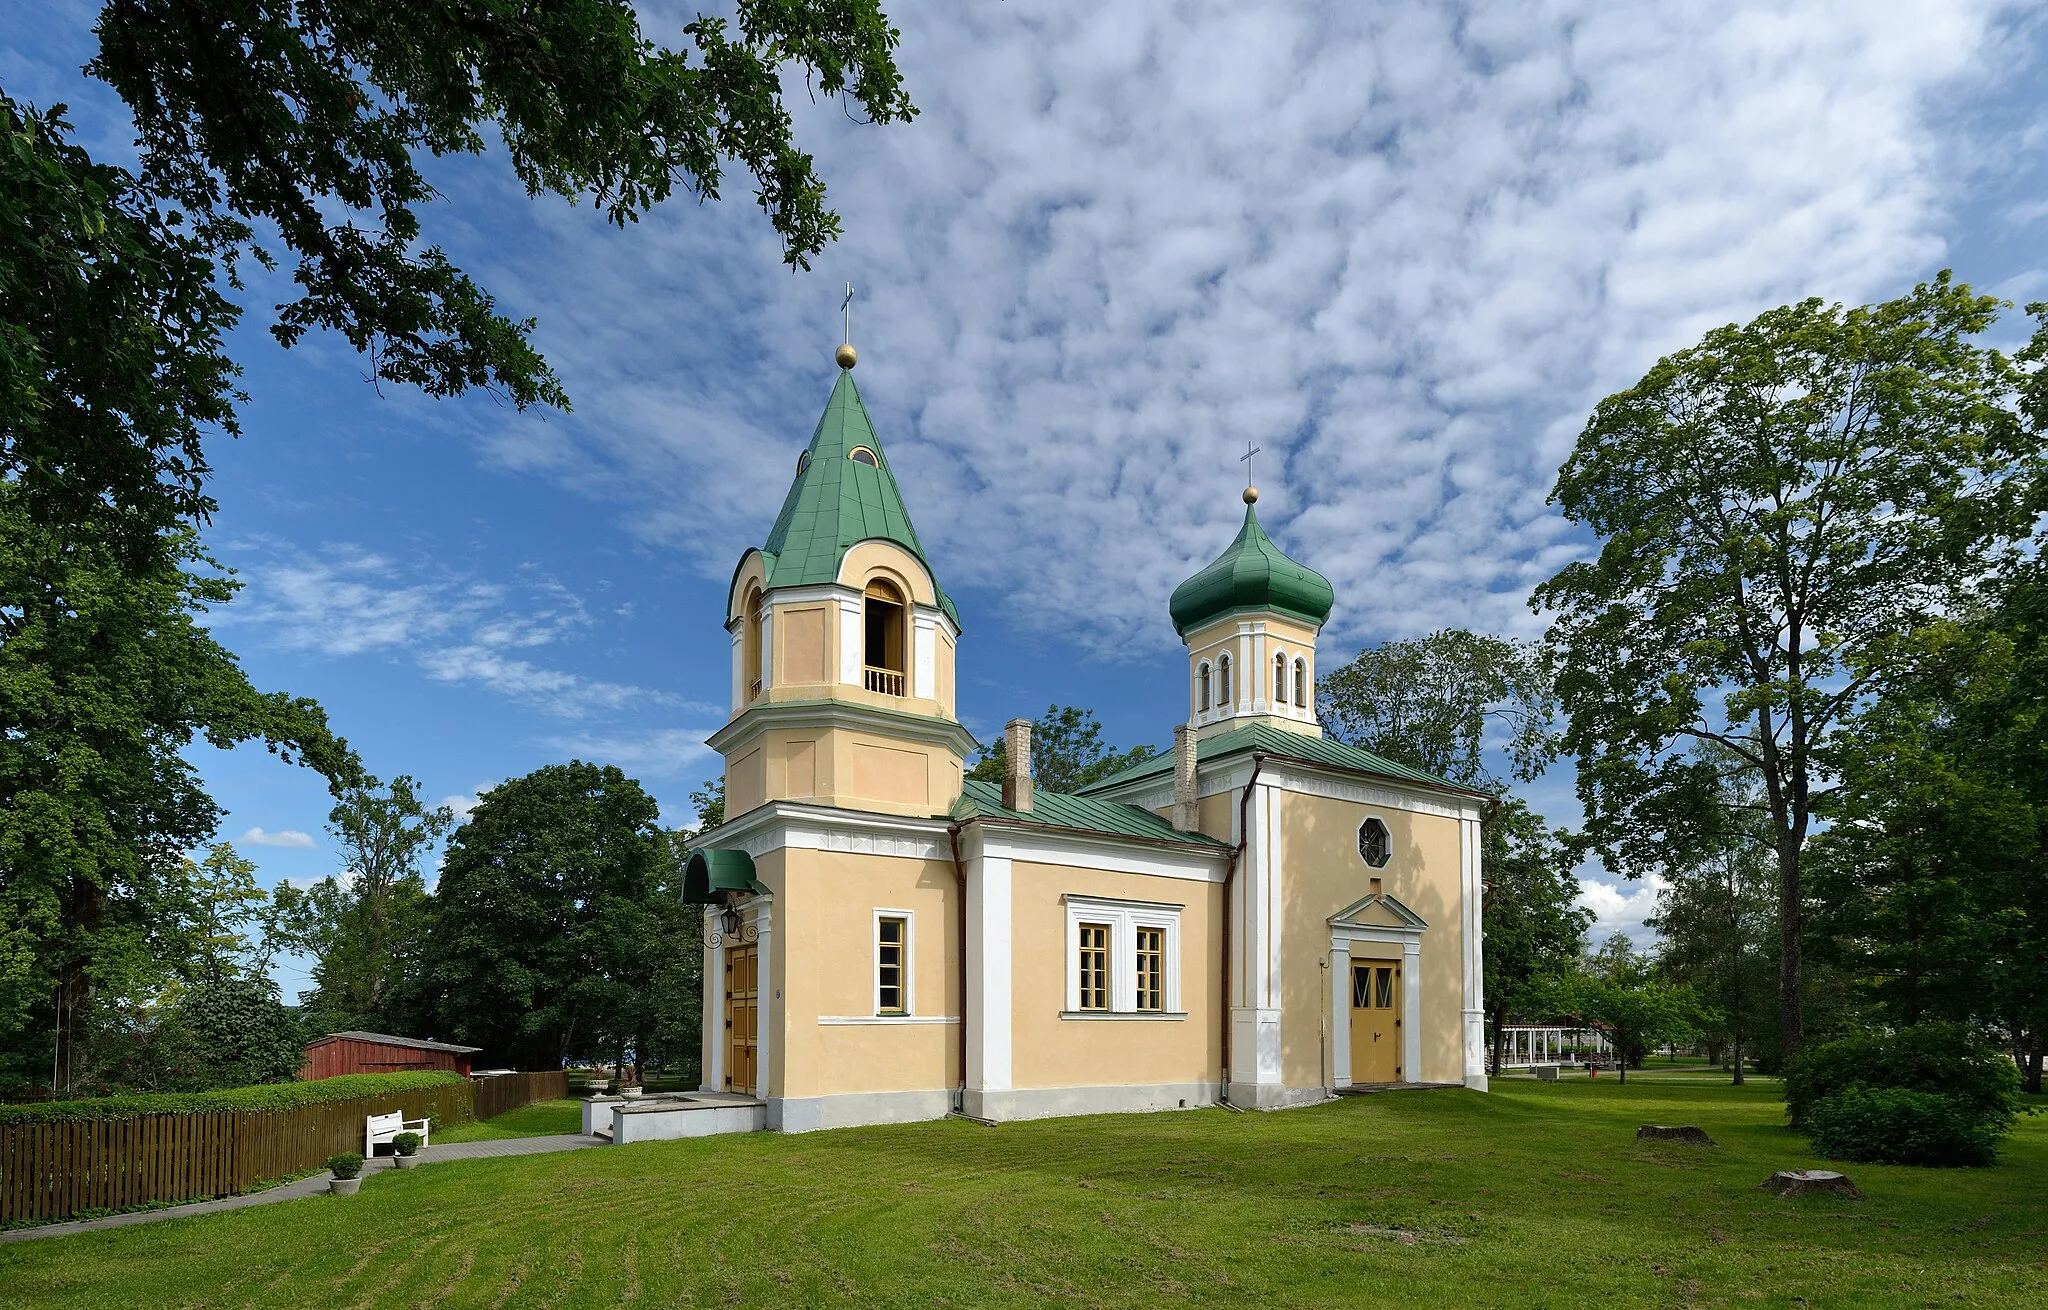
[1076,923,1110,1010]
[877,915,907,1014]
[1374,966,1394,1010]
[1134,926,1165,1011]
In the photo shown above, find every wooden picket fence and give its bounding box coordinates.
[0,1080,472,1226]
[472,1070,568,1121]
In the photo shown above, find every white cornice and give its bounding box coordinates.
[959,821,1226,883]
[706,696,978,757]
[703,801,955,862]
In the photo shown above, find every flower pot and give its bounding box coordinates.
[588,1080,609,1093]
[621,1086,643,1099]
[394,1154,420,1169]
[330,1176,362,1196]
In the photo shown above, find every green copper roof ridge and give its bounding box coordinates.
[757,370,961,629]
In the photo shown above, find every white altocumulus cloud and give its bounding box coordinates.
[541,728,717,780]
[1575,873,1670,950]
[236,826,317,850]
[217,543,677,718]
[446,0,2026,660]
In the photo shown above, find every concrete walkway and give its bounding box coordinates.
[0,1133,601,1245]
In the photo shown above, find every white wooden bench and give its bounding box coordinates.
[365,1110,431,1157]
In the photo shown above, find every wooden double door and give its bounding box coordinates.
[724,943,759,1095]
[1350,960,1403,1084]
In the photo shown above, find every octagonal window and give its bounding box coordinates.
[1358,817,1391,869]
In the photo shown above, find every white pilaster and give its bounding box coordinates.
[1237,627,1253,714]
[729,624,746,714]
[1251,626,1267,712]
[754,896,775,1100]
[965,848,1013,1108]
[838,598,861,685]
[1331,945,1352,1087]
[1403,939,1423,1083]
[913,614,937,699]
[703,906,725,1092]
[1230,781,1284,1102]
[1461,816,1488,1091]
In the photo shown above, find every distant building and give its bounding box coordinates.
[680,345,1492,1133]
[301,1031,482,1080]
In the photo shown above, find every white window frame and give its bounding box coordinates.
[874,907,915,1016]
[1062,895,1183,1018]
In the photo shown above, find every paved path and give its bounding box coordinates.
[0,1134,601,1246]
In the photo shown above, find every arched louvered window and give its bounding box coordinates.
[1294,658,1308,708]
[1274,652,1288,704]
[1198,662,1212,712]
[1217,653,1232,708]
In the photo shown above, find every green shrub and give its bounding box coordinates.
[0,1071,468,1125]
[327,1153,364,1180]
[391,1131,421,1156]
[1805,1087,2003,1167]
[1783,1024,2018,1129]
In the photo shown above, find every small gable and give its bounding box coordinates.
[1329,892,1429,932]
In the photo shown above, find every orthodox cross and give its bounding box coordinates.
[1240,440,1262,488]
[842,282,855,345]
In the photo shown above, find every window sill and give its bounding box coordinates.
[1058,1011,1188,1021]
[818,1015,960,1025]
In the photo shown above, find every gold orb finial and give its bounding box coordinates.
[835,342,857,370]
[1243,485,1259,505]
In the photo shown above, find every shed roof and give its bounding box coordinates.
[311,1031,482,1055]
[951,779,1227,849]
[1077,721,1487,799]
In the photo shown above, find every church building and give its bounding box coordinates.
[684,345,1491,1132]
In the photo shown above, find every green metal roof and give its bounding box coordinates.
[1168,503,1334,636]
[759,369,961,628]
[1075,721,1485,798]
[682,848,768,903]
[950,779,1227,849]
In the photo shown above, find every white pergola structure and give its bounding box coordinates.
[1498,1025,1611,1068]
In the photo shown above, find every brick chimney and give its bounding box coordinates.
[1002,717,1034,813]
[1172,723,1199,832]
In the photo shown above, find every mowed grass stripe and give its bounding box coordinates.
[0,1078,2041,1308]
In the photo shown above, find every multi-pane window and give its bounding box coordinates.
[1076,923,1111,1010]
[1274,652,1288,703]
[1199,662,1211,712]
[1294,658,1308,707]
[876,915,907,1013]
[1134,926,1165,1011]
[1358,817,1391,868]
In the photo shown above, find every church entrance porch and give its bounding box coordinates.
[1349,959,1403,1083]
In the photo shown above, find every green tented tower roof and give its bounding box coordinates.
[1168,502,1334,636]
[759,369,960,627]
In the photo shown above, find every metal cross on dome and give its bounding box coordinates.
[842,282,854,345]
[1240,440,1261,488]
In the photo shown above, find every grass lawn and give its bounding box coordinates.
[2,1076,2041,1308]
[434,1099,586,1143]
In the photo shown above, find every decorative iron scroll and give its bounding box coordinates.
[703,917,761,950]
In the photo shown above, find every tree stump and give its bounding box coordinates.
[1761,1170,1859,1198]
[1637,1125,1716,1146]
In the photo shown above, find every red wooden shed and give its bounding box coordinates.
[300,1031,482,1080]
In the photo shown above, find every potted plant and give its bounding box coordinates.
[391,1131,422,1168]
[328,1153,365,1196]
[620,1080,643,1099]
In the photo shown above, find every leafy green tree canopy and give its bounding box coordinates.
[88,0,918,409]
[1318,629,1553,790]
[1534,273,2045,1059]
[966,706,1158,793]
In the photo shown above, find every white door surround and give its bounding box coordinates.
[1328,893,1426,1088]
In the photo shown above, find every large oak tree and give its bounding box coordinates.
[1534,274,2045,1060]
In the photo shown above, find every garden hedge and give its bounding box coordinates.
[0,1071,468,1124]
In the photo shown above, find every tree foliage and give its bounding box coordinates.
[421,762,674,1069]
[1540,949,1705,1084]
[1318,629,1554,790]
[87,0,917,409]
[966,705,1158,793]
[1481,801,1590,1074]
[1534,273,2044,1060]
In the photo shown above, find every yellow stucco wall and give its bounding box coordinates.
[1279,791,1466,1086]
[762,846,960,1098]
[1007,862,1223,1089]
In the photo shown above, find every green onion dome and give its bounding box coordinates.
[1168,501,1334,637]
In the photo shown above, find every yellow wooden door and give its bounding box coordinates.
[1349,961,1403,1083]
[725,944,759,1095]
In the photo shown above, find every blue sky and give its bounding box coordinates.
[9,1,2048,993]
